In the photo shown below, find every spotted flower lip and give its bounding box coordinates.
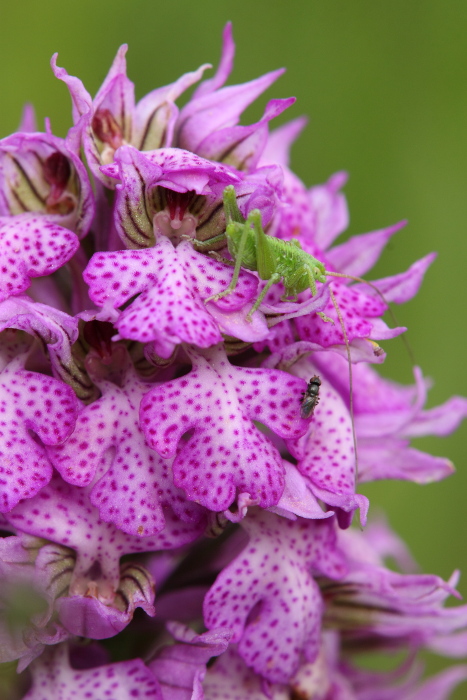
[83,236,261,357]
[293,246,435,352]
[140,343,311,512]
[47,361,205,538]
[0,215,79,302]
[203,511,347,684]
[0,354,78,512]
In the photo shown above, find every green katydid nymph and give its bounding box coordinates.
[202,185,333,323]
[200,186,400,338]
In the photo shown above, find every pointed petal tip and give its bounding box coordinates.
[446,460,456,476]
[222,19,234,47]
[111,44,129,64]
[222,20,235,53]
[50,52,61,74]
[329,170,349,188]
[18,103,37,132]
[391,218,408,232]
[264,96,296,118]
[49,51,71,78]
[271,67,286,79]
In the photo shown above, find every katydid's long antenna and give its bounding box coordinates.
[325,270,416,367]
[329,287,359,487]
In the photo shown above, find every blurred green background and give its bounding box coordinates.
[1,0,466,692]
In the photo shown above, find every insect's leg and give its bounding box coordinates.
[204,221,250,304]
[246,272,282,322]
[192,185,244,251]
[317,311,334,323]
[307,267,317,296]
[304,266,334,323]
[192,232,227,250]
[250,210,276,282]
[329,287,359,487]
[207,251,235,265]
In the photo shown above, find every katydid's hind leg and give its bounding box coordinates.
[205,221,250,304]
[208,251,235,265]
[317,311,334,323]
[251,209,276,282]
[246,273,282,322]
[301,265,333,323]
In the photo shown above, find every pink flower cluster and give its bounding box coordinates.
[1,23,467,699]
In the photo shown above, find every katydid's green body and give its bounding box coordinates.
[203,186,328,321]
[228,218,327,295]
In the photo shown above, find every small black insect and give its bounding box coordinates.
[300,375,321,419]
